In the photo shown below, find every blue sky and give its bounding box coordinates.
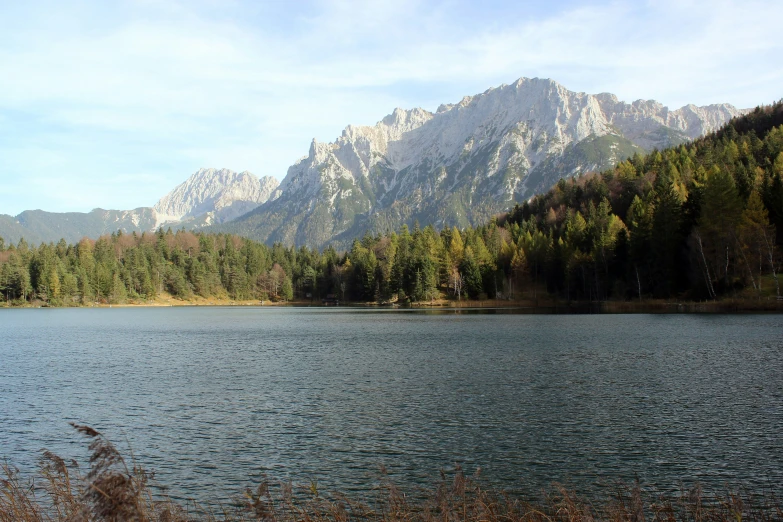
[1,0,781,215]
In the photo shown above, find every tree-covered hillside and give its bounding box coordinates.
[1,102,781,306]
[498,101,783,301]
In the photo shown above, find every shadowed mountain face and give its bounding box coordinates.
[221,77,744,248]
[0,169,278,245]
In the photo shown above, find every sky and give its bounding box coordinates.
[0,0,781,216]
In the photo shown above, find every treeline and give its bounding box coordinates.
[1,102,782,306]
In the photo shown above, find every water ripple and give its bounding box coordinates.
[0,309,782,504]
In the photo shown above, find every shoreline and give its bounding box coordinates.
[2,295,781,313]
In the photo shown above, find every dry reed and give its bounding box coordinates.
[1,425,781,522]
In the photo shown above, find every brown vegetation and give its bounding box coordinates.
[2,425,782,521]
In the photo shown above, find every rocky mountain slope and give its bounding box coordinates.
[223,77,745,248]
[153,168,279,226]
[0,169,278,244]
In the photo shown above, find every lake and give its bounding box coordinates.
[1,307,782,503]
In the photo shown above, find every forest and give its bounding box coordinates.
[1,102,782,306]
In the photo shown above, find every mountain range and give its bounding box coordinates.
[0,77,746,247]
[0,168,278,245]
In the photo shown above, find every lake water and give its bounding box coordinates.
[1,308,782,503]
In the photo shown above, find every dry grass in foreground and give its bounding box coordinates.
[2,425,781,522]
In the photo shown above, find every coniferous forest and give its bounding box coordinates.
[1,103,782,307]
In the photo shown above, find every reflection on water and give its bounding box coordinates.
[1,308,782,503]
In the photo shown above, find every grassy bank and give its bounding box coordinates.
[0,292,310,309]
[2,425,781,522]
[2,293,782,312]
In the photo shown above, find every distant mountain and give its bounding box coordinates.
[0,208,158,246]
[222,77,745,248]
[153,168,279,226]
[0,169,278,244]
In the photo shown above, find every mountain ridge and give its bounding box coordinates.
[0,77,746,247]
[221,77,746,248]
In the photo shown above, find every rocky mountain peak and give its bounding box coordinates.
[153,168,279,227]
[225,76,747,248]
